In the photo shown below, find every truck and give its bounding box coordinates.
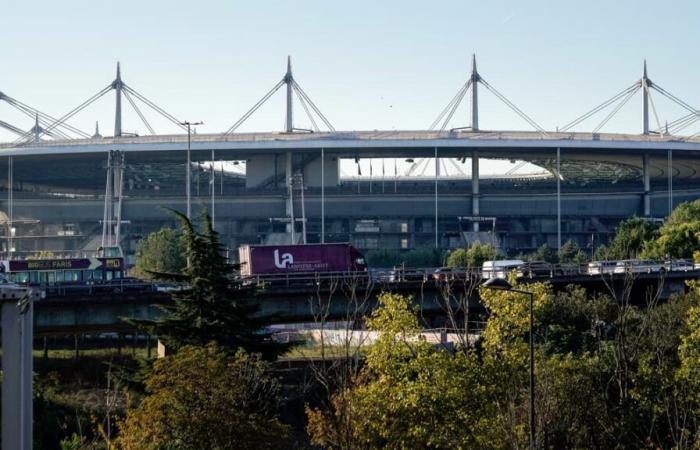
[238,243,367,277]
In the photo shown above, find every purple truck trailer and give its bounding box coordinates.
[238,243,367,277]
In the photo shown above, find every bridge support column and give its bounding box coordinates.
[643,153,651,216]
[2,290,36,450]
[471,151,480,232]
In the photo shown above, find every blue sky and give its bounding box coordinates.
[2,0,699,139]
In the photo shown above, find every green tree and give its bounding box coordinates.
[306,293,490,449]
[594,216,658,260]
[558,239,589,265]
[446,241,499,269]
[131,228,186,280]
[142,211,286,359]
[643,199,700,259]
[117,344,291,450]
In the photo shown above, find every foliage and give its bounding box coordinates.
[140,211,286,359]
[131,228,186,280]
[116,344,291,450]
[594,216,658,260]
[306,293,490,449]
[643,200,700,259]
[446,241,499,269]
[558,239,589,264]
[365,248,442,268]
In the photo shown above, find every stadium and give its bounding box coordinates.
[1,58,699,263]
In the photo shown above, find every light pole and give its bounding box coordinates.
[483,277,535,450]
[180,121,203,220]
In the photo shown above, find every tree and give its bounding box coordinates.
[131,228,186,280]
[446,241,498,269]
[594,216,658,260]
[142,211,286,359]
[558,239,588,265]
[306,293,490,449]
[643,200,700,259]
[117,344,291,450]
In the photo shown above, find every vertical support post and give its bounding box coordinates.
[7,155,13,257]
[471,54,479,131]
[556,147,561,253]
[434,147,439,249]
[210,150,215,229]
[472,151,480,232]
[642,60,649,135]
[643,153,651,216]
[186,125,192,220]
[286,152,295,243]
[321,147,325,243]
[2,293,34,450]
[285,56,293,133]
[300,174,307,244]
[668,149,673,216]
[114,152,124,246]
[102,153,112,248]
[114,62,123,137]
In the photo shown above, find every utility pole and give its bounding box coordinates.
[180,121,203,220]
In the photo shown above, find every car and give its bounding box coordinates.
[613,259,665,274]
[482,260,524,279]
[517,261,558,278]
[432,267,460,281]
[587,261,618,275]
[668,259,694,272]
[389,267,427,282]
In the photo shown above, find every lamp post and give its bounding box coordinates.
[180,121,203,220]
[483,277,536,450]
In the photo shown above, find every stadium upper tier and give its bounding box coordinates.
[0,130,698,188]
[1,130,700,155]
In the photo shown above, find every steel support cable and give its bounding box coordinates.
[505,160,528,175]
[671,115,700,135]
[5,103,72,140]
[293,87,319,132]
[560,83,640,131]
[668,113,700,134]
[8,103,72,140]
[4,99,77,140]
[479,78,547,133]
[123,90,155,135]
[652,83,699,115]
[2,94,91,138]
[0,120,31,138]
[429,79,471,130]
[122,85,186,130]
[17,84,113,144]
[224,79,285,134]
[440,81,471,131]
[291,81,336,131]
[592,85,640,133]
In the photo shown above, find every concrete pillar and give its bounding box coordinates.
[471,151,480,232]
[643,153,651,216]
[2,290,37,450]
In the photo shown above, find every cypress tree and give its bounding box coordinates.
[141,210,287,359]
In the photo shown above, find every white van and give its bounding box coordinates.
[482,260,525,279]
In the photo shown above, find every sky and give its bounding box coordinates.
[2,0,700,142]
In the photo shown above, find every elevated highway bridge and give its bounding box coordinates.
[31,269,697,335]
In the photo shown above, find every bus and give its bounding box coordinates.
[0,246,125,286]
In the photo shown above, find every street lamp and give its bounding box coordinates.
[483,277,536,450]
[180,121,204,220]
